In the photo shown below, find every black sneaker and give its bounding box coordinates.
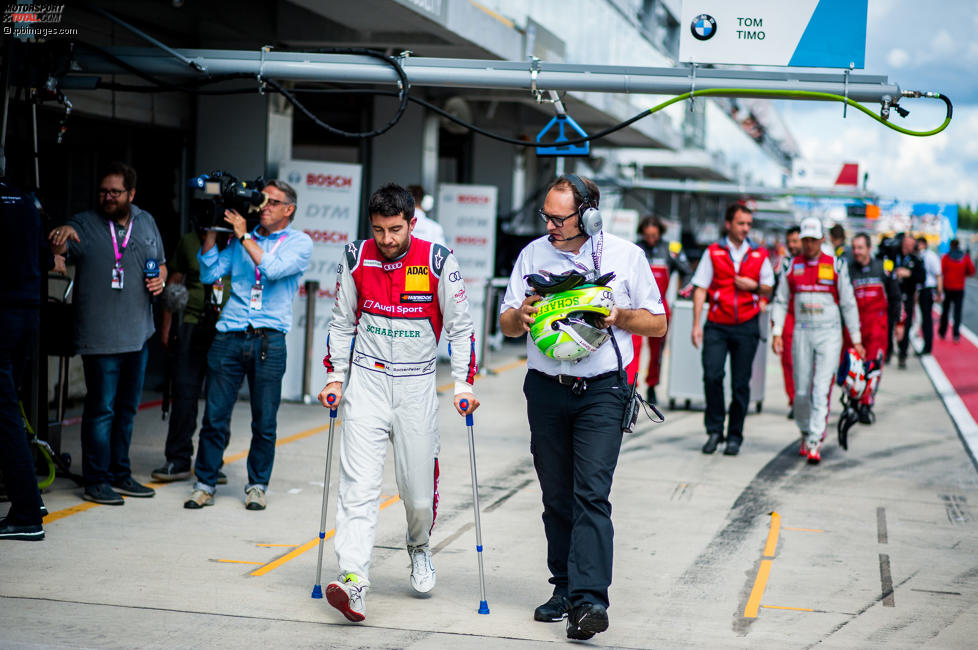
[787,406,794,420]
[723,439,742,456]
[151,462,191,482]
[702,433,724,454]
[82,483,125,505]
[216,471,228,485]
[566,603,609,640]
[646,387,657,404]
[111,477,155,498]
[0,518,44,541]
[534,594,571,622]
[898,356,907,369]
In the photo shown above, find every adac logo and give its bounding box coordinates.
[691,13,716,41]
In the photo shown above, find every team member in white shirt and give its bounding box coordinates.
[915,236,942,355]
[407,185,448,248]
[500,174,665,641]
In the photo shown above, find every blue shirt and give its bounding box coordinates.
[198,225,312,334]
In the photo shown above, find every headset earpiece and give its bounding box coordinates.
[565,173,602,237]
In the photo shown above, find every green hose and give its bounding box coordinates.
[648,88,953,138]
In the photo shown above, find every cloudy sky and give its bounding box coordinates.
[775,0,978,206]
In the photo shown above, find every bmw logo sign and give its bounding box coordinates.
[287,170,302,185]
[691,14,717,41]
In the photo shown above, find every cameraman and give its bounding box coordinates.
[184,180,312,511]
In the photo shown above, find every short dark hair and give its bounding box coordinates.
[637,214,666,236]
[100,161,137,191]
[829,224,845,240]
[264,179,298,220]
[549,174,600,209]
[915,236,928,246]
[853,232,872,248]
[786,226,801,237]
[725,202,751,222]
[950,238,961,250]
[368,183,414,221]
[406,184,425,205]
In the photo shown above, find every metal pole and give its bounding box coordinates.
[479,279,494,375]
[72,49,903,104]
[302,280,319,404]
[311,394,338,599]
[459,398,489,615]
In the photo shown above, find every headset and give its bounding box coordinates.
[565,173,603,237]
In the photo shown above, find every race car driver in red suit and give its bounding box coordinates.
[318,183,478,622]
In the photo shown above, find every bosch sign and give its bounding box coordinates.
[306,174,353,189]
[304,229,350,244]
[456,194,490,204]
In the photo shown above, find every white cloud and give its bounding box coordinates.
[887,48,910,68]
[931,29,955,56]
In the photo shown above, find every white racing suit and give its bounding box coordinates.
[324,236,477,579]
[771,253,861,451]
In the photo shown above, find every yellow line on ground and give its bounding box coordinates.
[783,527,825,533]
[744,512,782,618]
[744,560,773,618]
[469,1,514,28]
[490,358,527,374]
[250,495,402,577]
[256,544,299,548]
[217,559,265,565]
[43,501,101,524]
[763,511,781,557]
[760,605,815,612]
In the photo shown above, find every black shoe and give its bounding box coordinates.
[724,439,742,456]
[217,471,228,485]
[40,502,48,518]
[646,387,657,404]
[0,518,44,541]
[82,483,125,505]
[702,433,724,454]
[111,477,155,498]
[566,603,609,640]
[898,356,907,369]
[787,406,794,420]
[534,594,571,622]
[151,462,191,482]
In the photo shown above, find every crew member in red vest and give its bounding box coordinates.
[772,225,801,419]
[940,238,975,342]
[771,218,863,464]
[691,203,774,456]
[319,183,478,622]
[627,215,691,403]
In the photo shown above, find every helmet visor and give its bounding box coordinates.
[558,317,610,351]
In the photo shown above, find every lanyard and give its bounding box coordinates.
[108,217,134,267]
[591,231,604,276]
[253,232,288,285]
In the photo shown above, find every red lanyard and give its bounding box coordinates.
[253,232,287,285]
[109,217,134,268]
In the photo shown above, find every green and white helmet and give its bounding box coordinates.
[530,285,615,361]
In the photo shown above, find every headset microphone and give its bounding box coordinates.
[548,233,587,243]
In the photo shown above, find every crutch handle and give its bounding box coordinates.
[327,393,337,418]
[459,398,474,426]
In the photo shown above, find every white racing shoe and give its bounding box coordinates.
[325,573,368,622]
[409,546,436,593]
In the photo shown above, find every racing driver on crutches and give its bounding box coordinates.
[318,183,478,622]
[771,217,863,463]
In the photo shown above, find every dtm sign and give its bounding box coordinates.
[679,0,867,68]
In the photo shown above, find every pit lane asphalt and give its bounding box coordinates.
[3,339,977,649]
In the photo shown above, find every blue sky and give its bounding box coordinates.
[776,0,978,206]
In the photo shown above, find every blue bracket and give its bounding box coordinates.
[536,114,590,157]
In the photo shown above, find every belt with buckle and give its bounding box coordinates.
[533,369,618,394]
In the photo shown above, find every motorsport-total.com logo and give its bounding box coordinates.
[690,13,716,41]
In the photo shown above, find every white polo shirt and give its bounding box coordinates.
[501,232,665,376]
[921,248,941,288]
[691,237,775,289]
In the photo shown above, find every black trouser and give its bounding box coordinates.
[0,308,43,526]
[163,321,211,469]
[918,288,935,353]
[940,289,964,339]
[524,369,627,609]
[702,317,760,441]
[898,291,917,358]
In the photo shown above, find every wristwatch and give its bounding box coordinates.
[239,232,252,244]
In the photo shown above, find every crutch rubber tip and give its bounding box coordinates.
[478,601,490,615]
[311,585,323,599]
[476,545,483,552]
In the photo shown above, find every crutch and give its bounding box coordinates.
[459,398,490,615]
[311,393,338,599]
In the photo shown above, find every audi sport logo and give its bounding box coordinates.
[448,271,462,282]
[304,229,349,243]
[306,174,353,189]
